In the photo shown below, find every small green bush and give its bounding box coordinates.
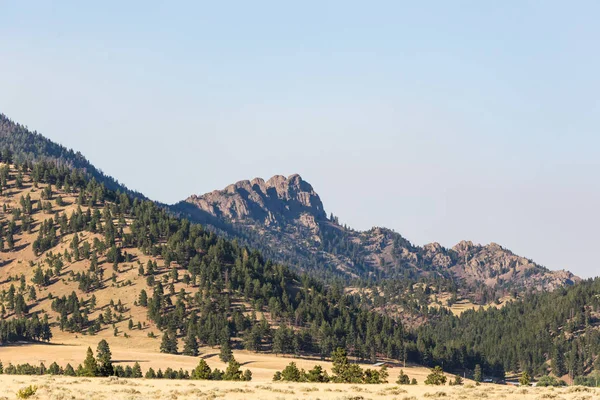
[16,385,37,399]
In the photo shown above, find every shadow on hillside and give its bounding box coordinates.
[112,359,150,363]
[200,353,218,360]
[11,242,29,252]
[1,340,77,347]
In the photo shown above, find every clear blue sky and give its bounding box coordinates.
[1,2,599,277]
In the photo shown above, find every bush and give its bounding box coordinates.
[537,375,566,387]
[397,369,411,384]
[306,365,329,383]
[16,385,37,399]
[452,375,463,386]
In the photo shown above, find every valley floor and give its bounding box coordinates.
[1,374,597,400]
[1,340,599,400]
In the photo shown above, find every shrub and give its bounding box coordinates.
[16,385,37,399]
[397,369,411,384]
[306,365,329,383]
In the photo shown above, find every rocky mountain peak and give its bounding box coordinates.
[186,174,326,224]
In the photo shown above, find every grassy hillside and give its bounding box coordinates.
[0,160,410,367]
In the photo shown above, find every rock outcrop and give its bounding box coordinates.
[187,174,325,227]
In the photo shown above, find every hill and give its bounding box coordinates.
[418,277,600,383]
[177,174,578,304]
[0,157,412,366]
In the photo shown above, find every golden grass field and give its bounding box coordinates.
[1,373,599,400]
[1,337,598,400]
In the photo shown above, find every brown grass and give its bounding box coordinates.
[1,375,598,400]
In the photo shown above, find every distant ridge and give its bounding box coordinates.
[181,173,579,301]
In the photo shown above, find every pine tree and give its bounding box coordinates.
[160,332,178,354]
[425,366,447,385]
[64,363,76,376]
[519,371,531,386]
[83,347,98,377]
[132,362,142,378]
[138,290,148,307]
[182,330,199,356]
[145,367,156,379]
[474,364,482,383]
[96,339,113,376]
[191,359,212,380]
[224,357,242,381]
[219,340,233,362]
[551,345,566,377]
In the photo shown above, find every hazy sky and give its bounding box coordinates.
[1,2,599,278]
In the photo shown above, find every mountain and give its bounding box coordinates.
[178,174,578,302]
[1,113,597,382]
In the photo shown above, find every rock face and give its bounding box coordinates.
[179,174,579,297]
[187,174,325,227]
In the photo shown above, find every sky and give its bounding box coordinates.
[1,2,599,278]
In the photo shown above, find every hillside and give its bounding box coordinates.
[177,174,578,304]
[418,277,600,383]
[0,114,144,198]
[0,158,412,367]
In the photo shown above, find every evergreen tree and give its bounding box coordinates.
[219,340,233,363]
[551,346,566,377]
[132,362,142,378]
[182,330,199,356]
[191,359,212,380]
[425,366,447,385]
[519,371,531,386]
[145,367,156,379]
[83,347,98,377]
[96,339,113,376]
[223,357,242,381]
[280,362,302,382]
[474,364,482,383]
[160,332,178,354]
[64,363,76,376]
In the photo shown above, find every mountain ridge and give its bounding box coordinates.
[182,173,579,300]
